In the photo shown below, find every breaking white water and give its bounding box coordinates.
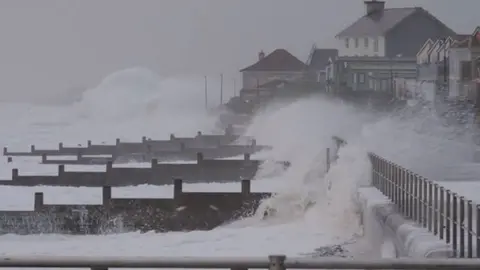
[0,69,478,266]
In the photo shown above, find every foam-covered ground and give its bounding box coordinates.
[0,69,478,268]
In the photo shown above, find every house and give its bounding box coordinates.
[427,39,444,64]
[416,39,434,65]
[417,36,462,83]
[305,45,338,84]
[448,27,480,103]
[239,49,307,90]
[331,0,456,93]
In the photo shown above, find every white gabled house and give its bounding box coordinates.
[417,35,469,83]
[331,0,456,94]
[448,27,480,101]
[416,39,433,64]
[427,40,443,64]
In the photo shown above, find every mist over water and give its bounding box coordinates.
[0,68,223,150]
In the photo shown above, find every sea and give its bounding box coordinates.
[0,67,478,269]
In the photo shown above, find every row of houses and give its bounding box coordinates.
[416,27,480,104]
[235,0,480,107]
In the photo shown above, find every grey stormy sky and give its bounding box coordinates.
[0,0,479,102]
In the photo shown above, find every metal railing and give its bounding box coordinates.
[1,255,480,269]
[370,153,480,258]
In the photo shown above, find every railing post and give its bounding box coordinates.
[428,181,433,232]
[439,187,445,240]
[423,179,428,228]
[383,158,387,195]
[389,162,394,200]
[453,194,458,256]
[417,176,422,224]
[393,166,402,207]
[404,170,410,217]
[387,161,392,198]
[400,168,406,216]
[459,196,465,258]
[446,190,451,244]
[467,200,473,258]
[433,183,439,235]
[326,147,330,173]
[269,255,286,270]
[409,172,414,219]
[372,155,377,187]
[378,157,383,193]
[476,205,480,258]
[377,156,383,192]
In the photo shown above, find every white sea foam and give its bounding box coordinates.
[0,74,477,264]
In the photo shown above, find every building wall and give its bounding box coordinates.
[429,43,444,63]
[417,46,430,64]
[416,42,433,64]
[336,60,417,92]
[449,47,471,98]
[418,64,440,82]
[241,71,304,89]
[336,36,386,57]
[385,11,456,58]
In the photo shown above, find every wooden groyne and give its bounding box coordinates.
[0,179,270,234]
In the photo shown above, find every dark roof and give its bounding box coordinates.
[456,34,470,41]
[308,49,338,70]
[240,49,307,72]
[336,8,418,37]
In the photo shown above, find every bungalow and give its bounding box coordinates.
[331,0,456,94]
[239,49,307,90]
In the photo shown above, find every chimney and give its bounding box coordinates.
[258,50,265,61]
[364,0,385,16]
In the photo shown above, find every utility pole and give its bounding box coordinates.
[233,78,236,97]
[390,58,394,94]
[220,73,224,105]
[443,37,448,85]
[204,76,208,110]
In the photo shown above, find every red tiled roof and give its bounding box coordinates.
[240,49,307,72]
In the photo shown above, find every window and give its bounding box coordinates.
[359,73,365,84]
[374,38,379,52]
[364,37,369,48]
[345,38,349,48]
[355,38,359,48]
